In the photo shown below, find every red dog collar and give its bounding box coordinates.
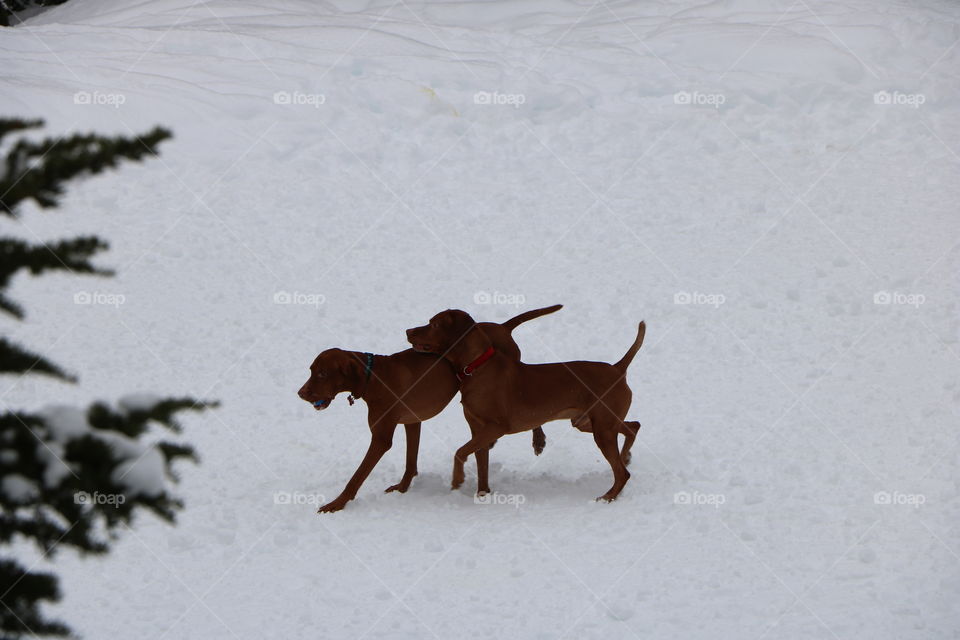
[457,346,495,381]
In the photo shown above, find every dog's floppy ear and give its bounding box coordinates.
[446,309,476,338]
[336,350,363,380]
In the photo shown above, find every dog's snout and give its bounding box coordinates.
[298,384,309,399]
[405,328,415,340]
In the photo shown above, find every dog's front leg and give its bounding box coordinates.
[452,435,496,493]
[452,417,496,492]
[452,436,487,491]
[475,445,491,496]
[318,421,397,513]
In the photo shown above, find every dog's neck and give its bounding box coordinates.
[344,350,375,400]
[443,325,493,371]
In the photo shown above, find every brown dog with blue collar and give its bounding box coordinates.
[299,305,561,513]
[406,310,644,502]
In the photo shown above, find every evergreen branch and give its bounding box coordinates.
[0,126,172,217]
[88,398,219,438]
[0,558,68,638]
[0,118,42,144]
[0,236,112,319]
[0,337,75,382]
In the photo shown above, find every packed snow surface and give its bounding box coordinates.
[2,0,959,638]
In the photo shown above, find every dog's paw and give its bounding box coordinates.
[532,429,546,456]
[386,471,416,493]
[317,498,348,513]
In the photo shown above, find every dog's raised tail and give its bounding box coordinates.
[614,321,646,371]
[502,304,563,332]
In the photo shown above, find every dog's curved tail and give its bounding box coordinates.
[502,304,563,332]
[614,321,646,371]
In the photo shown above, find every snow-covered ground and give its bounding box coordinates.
[3,0,959,637]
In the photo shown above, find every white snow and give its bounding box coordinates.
[2,0,958,638]
[39,405,90,441]
[31,403,171,496]
[111,446,167,497]
[35,405,88,487]
[118,392,165,413]
[1,473,39,503]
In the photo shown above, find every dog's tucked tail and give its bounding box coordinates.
[614,321,646,371]
[502,304,563,332]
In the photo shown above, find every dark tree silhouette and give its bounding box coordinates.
[0,118,215,638]
[0,1,70,27]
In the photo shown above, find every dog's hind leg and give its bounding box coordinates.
[532,427,546,455]
[592,421,631,502]
[385,422,421,494]
[619,421,640,466]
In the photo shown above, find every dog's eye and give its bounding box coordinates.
[316,371,325,378]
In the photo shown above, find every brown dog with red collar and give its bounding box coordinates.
[406,310,644,502]
[299,305,561,513]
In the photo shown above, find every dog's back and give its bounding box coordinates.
[477,304,563,360]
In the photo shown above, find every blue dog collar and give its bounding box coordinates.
[347,352,375,405]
